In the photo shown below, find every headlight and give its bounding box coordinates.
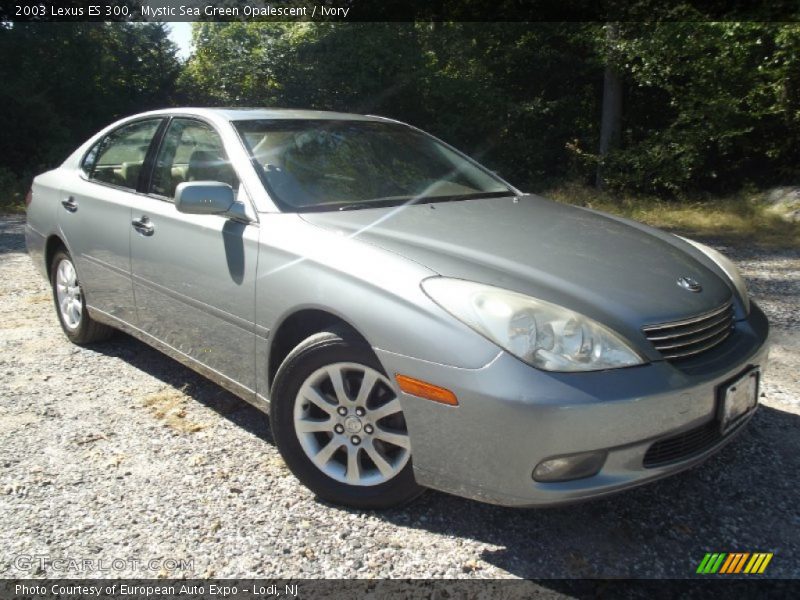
[422,278,645,372]
[678,237,750,315]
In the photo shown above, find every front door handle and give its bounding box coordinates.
[131,216,154,236]
[61,196,78,213]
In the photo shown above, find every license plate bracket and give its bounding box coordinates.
[717,367,760,434]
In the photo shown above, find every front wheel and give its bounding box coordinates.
[50,249,113,345]
[270,329,424,509]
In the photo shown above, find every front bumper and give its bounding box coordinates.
[376,303,770,507]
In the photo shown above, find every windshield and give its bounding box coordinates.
[233,119,514,211]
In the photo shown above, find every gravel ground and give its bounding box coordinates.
[0,214,798,581]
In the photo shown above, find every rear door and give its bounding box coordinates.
[58,118,164,325]
[129,117,260,393]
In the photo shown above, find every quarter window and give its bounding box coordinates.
[151,119,239,198]
[83,119,162,190]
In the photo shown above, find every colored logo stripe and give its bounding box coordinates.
[697,552,773,574]
[697,553,726,574]
[720,553,749,573]
[745,553,773,574]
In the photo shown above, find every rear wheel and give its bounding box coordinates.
[270,329,424,509]
[50,249,113,345]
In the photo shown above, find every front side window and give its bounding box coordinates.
[84,119,162,190]
[234,119,512,212]
[151,119,239,198]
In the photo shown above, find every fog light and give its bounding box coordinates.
[533,451,607,482]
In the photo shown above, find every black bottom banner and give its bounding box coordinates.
[2,579,799,600]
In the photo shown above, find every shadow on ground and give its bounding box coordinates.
[93,332,271,442]
[0,215,26,254]
[90,331,799,580]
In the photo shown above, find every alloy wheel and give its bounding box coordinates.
[293,362,411,486]
[55,258,82,330]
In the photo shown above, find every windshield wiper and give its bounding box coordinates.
[337,192,513,209]
[416,191,515,204]
[343,196,421,210]
[297,191,515,213]
[296,198,411,212]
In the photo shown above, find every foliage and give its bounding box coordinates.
[0,167,26,214]
[597,22,800,194]
[547,182,800,247]
[0,22,180,190]
[2,21,800,207]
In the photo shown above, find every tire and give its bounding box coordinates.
[270,328,425,509]
[50,249,114,345]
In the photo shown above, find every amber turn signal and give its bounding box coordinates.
[395,375,458,406]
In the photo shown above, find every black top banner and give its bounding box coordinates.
[1,0,800,22]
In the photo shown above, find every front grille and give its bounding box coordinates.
[642,302,734,361]
[643,421,722,468]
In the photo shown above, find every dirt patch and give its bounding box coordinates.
[142,386,208,433]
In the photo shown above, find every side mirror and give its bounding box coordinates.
[175,181,235,216]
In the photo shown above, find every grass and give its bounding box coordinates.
[0,168,27,215]
[0,198,25,215]
[142,385,207,434]
[0,204,25,215]
[545,183,800,248]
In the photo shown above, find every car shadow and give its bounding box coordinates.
[93,330,799,578]
[0,215,26,254]
[91,331,272,442]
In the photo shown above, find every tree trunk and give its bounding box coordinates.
[596,24,622,189]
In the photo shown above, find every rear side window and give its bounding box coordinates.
[82,119,162,190]
[150,119,239,199]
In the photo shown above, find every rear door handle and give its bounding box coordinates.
[61,196,78,213]
[131,216,154,236]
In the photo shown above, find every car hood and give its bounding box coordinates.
[299,194,733,339]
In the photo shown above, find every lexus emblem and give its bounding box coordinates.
[677,276,702,293]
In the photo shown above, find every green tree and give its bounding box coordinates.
[6,21,799,203]
[0,22,180,184]
[602,22,800,194]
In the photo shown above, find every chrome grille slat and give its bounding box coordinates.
[645,307,733,341]
[643,301,734,362]
[658,328,732,359]
[651,318,734,351]
[642,302,731,332]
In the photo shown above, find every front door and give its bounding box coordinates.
[129,117,259,392]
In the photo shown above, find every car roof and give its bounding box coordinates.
[139,107,393,123]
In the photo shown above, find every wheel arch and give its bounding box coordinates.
[267,308,372,393]
[44,234,68,274]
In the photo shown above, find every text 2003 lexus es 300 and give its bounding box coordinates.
[25,108,769,508]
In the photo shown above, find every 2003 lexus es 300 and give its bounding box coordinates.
[25,108,769,508]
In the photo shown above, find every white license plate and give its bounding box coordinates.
[719,368,759,434]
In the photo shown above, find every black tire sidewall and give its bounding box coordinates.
[270,331,423,509]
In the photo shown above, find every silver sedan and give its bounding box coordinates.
[25,108,769,508]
